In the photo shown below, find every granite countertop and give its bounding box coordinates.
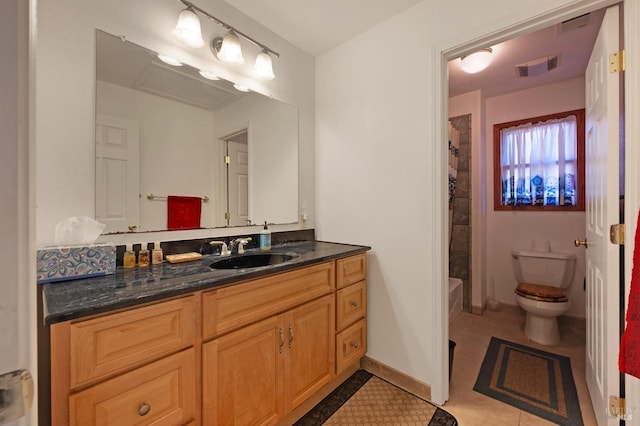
[42,241,370,324]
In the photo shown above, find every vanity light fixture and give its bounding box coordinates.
[253,49,275,80]
[173,0,280,79]
[173,7,205,48]
[460,47,493,74]
[233,83,250,92]
[157,54,183,66]
[211,31,244,65]
[198,69,220,80]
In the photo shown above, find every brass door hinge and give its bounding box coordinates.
[225,212,230,220]
[609,50,625,73]
[224,155,230,164]
[610,223,625,245]
[609,395,628,419]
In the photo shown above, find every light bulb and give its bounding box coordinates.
[253,49,275,80]
[233,83,250,92]
[218,31,244,65]
[199,70,220,80]
[157,54,183,67]
[172,8,204,48]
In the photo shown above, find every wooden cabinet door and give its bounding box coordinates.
[202,315,285,425]
[284,294,335,412]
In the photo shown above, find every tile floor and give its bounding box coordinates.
[444,305,597,425]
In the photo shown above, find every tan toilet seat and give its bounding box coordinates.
[515,282,568,302]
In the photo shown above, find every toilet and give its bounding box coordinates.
[512,245,576,345]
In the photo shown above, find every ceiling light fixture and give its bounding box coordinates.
[198,69,220,80]
[173,0,280,79]
[157,54,183,66]
[460,48,493,74]
[233,83,250,92]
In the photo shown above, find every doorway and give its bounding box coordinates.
[445,3,629,412]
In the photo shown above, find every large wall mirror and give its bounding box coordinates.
[95,30,299,234]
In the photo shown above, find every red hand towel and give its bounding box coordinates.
[619,210,640,378]
[167,196,202,230]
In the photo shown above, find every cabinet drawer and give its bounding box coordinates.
[336,319,366,375]
[202,262,334,339]
[69,348,196,426]
[336,254,366,289]
[70,296,196,388]
[336,281,366,331]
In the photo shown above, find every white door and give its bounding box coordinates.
[584,5,621,425]
[226,140,249,227]
[95,113,139,233]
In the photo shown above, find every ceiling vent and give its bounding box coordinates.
[515,55,559,77]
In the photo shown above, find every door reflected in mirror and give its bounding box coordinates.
[95,30,298,234]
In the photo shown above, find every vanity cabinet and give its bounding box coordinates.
[202,294,334,425]
[51,295,198,426]
[49,253,366,425]
[335,254,367,375]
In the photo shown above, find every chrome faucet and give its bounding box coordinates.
[229,237,252,254]
[209,240,230,256]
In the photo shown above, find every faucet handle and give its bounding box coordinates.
[210,241,230,256]
[237,237,252,254]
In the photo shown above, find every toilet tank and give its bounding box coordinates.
[511,249,577,288]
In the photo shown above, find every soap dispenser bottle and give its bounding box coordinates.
[138,243,150,267]
[123,244,136,269]
[260,221,271,251]
[152,241,163,264]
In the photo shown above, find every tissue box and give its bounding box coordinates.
[36,244,116,284]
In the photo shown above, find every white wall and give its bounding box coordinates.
[485,77,586,318]
[1,0,36,424]
[316,0,605,402]
[36,0,315,247]
[449,90,485,312]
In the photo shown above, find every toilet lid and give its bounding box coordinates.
[515,282,568,302]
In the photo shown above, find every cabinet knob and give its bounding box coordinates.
[350,301,359,308]
[138,403,151,416]
[350,342,359,349]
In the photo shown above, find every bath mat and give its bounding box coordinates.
[295,370,457,425]
[474,337,583,425]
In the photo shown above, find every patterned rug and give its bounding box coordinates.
[474,337,583,425]
[295,370,458,425]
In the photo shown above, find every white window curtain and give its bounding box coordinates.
[500,115,578,206]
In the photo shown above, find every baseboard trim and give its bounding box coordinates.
[360,356,431,401]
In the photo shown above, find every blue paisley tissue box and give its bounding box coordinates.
[36,244,116,284]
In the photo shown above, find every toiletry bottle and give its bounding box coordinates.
[123,243,136,269]
[152,241,163,264]
[260,221,271,251]
[138,243,150,267]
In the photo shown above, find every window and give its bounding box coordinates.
[493,109,585,211]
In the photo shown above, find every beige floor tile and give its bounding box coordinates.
[445,307,595,426]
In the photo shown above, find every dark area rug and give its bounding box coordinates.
[295,369,457,425]
[474,336,583,425]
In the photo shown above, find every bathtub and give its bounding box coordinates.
[449,277,463,323]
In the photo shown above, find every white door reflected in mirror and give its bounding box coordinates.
[95,30,298,233]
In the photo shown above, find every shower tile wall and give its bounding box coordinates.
[449,115,471,311]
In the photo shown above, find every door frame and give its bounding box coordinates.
[434,0,640,407]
